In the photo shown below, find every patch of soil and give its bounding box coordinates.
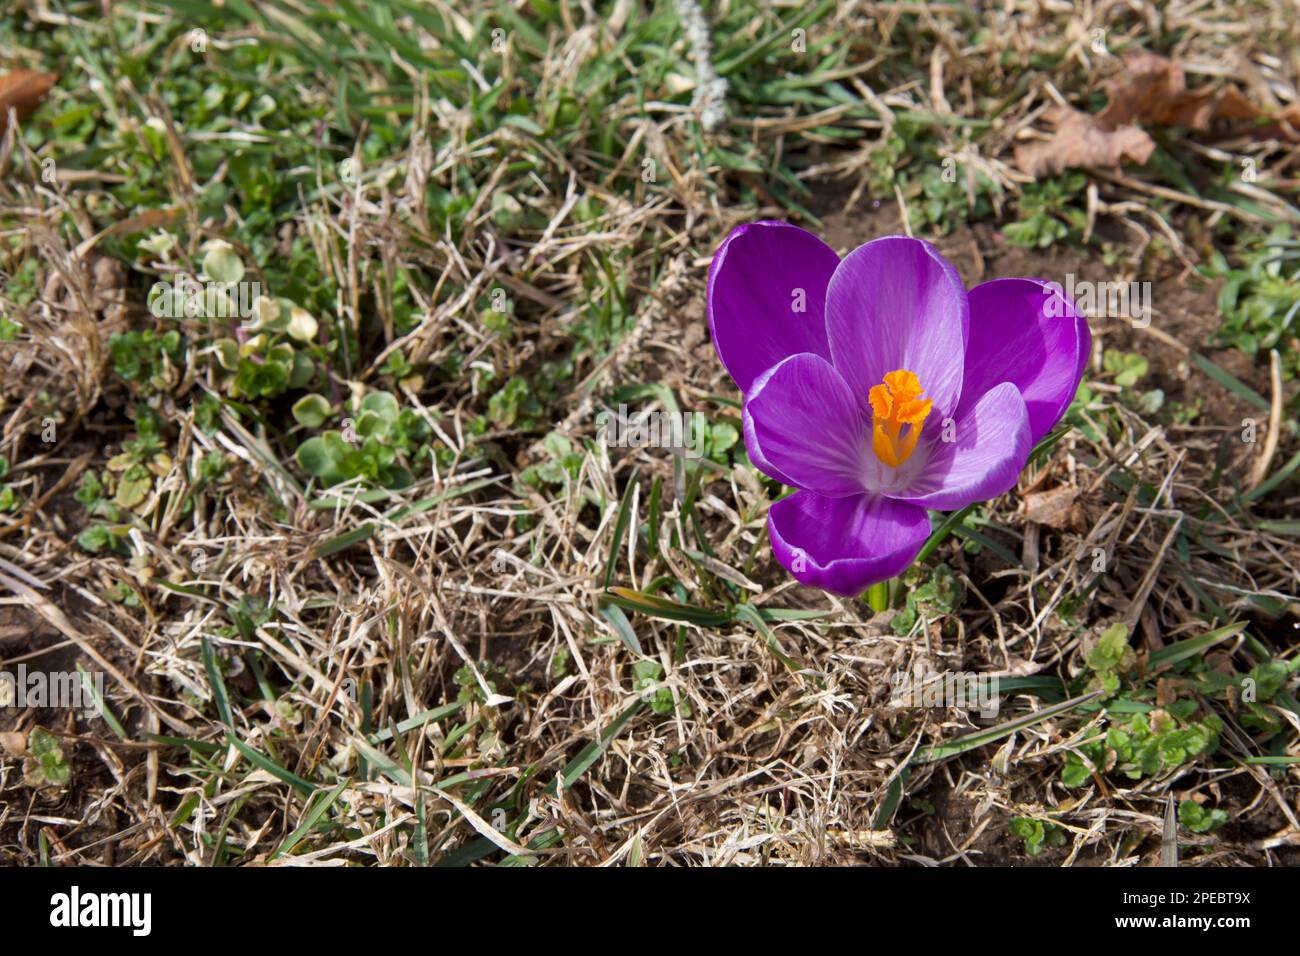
[0,582,159,864]
[900,784,1021,866]
[0,603,82,734]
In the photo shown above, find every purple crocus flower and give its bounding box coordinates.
[708,222,1090,597]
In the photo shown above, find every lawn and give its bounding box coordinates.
[0,0,1297,866]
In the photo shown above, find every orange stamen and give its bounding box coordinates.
[868,369,932,468]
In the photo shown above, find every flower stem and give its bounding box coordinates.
[866,580,890,613]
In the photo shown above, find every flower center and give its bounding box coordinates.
[868,369,933,468]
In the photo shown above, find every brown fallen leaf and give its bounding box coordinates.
[1015,106,1155,178]
[1020,485,1081,530]
[1212,85,1300,143]
[1204,650,1237,679]
[1016,53,1214,177]
[0,69,58,135]
[1155,677,1183,708]
[1018,52,1300,175]
[1097,53,1217,131]
[1213,86,1265,123]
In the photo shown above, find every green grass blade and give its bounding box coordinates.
[271,779,349,860]
[914,690,1102,763]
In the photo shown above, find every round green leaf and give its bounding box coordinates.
[292,394,331,429]
[358,390,399,423]
[287,306,318,343]
[202,240,245,285]
[295,436,336,477]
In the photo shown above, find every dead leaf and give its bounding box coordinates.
[1205,650,1237,678]
[1098,53,1216,131]
[1155,677,1182,708]
[1017,53,1300,175]
[1015,106,1155,177]
[0,69,57,135]
[1015,53,1214,177]
[1021,485,1081,530]
[1213,86,1264,123]
[1212,86,1300,143]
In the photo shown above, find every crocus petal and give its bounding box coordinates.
[743,353,870,497]
[708,221,841,393]
[769,491,931,596]
[956,278,1090,445]
[825,236,968,419]
[890,381,1031,511]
